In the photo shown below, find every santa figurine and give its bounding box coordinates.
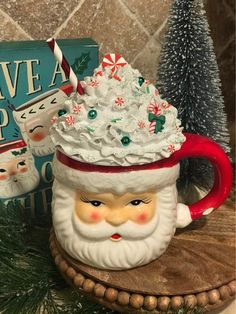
[0,139,40,198]
[50,54,232,270]
[13,86,72,157]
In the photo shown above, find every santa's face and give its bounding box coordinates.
[75,191,157,241]
[52,181,177,270]
[24,107,59,156]
[0,155,40,198]
[13,89,68,156]
[24,108,57,142]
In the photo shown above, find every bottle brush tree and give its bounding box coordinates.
[157,0,230,194]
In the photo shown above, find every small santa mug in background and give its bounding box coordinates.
[13,86,72,157]
[0,139,39,198]
[52,133,232,270]
[50,53,232,270]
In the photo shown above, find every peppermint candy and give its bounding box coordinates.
[167,144,176,153]
[66,115,75,126]
[102,54,127,73]
[73,104,82,114]
[115,97,125,107]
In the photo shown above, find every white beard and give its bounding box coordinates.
[27,135,55,156]
[52,179,177,270]
[0,161,40,199]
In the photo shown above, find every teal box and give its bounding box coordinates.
[0,39,99,218]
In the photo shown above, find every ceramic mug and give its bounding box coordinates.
[52,132,232,270]
[13,85,72,156]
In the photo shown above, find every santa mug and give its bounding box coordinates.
[0,139,40,198]
[13,85,73,157]
[52,132,232,270]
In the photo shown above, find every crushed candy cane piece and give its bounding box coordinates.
[89,80,99,87]
[162,102,171,109]
[138,121,146,129]
[50,116,57,124]
[95,70,103,76]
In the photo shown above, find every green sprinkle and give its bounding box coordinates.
[138,76,145,86]
[58,109,67,116]
[111,118,123,123]
[88,109,97,120]
[87,126,95,132]
[121,136,131,146]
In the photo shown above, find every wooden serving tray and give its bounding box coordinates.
[49,200,235,313]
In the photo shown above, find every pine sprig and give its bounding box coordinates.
[0,204,62,314]
[0,200,114,314]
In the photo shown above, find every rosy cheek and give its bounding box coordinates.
[136,213,148,223]
[19,167,28,173]
[29,131,46,142]
[90,211,102,222]
[0,174,8,180]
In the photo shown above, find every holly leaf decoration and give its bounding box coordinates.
[20,147,27,154]
[71,52,91,75]
[11,147,27,156]
[11,151,19,156]
[148,113,166,133]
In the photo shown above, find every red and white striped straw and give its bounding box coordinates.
[47,38,84,95]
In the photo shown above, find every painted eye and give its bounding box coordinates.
[121,136,131,146]
[17,160,26,167]
[0,168,6,173]
[58,109,67,116]
[39,103,45,109]
[51,98,57,104]
[130,200,143,206]
[29,125,43,133]
[91,200,102,207]
[88,109,97,120]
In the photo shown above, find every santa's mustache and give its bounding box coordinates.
[72,211,159,241]
[11,172,37,183]
[0,166,39,198]
[27,135,54,156]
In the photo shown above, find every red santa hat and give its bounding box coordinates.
[0,139,29,163]
[53,148,180,195]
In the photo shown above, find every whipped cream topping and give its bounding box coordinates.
[50,55,185,166]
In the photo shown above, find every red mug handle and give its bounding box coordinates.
[174,133,232,225]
